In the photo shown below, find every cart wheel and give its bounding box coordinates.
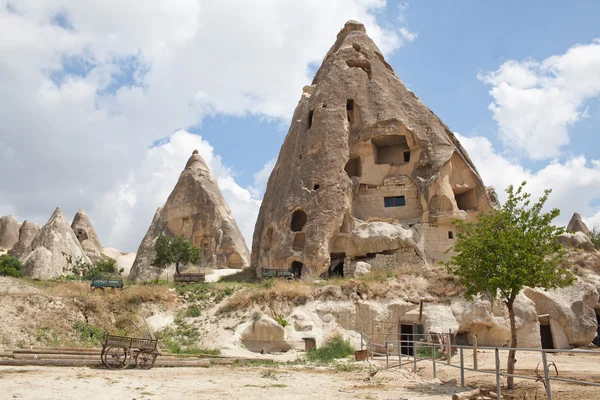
[102,346,129,369]
[135,350,156,370]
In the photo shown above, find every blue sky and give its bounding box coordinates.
[2,1,600,252]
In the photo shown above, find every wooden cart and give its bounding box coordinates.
[91,278,124,291]
[101,334,159,370]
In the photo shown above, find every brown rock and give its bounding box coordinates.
[128,151,250,281]
[567,212,592,237]
[0,215,20,250]
[21,207,91,279]
[71,209,103,262]
[10,220,40,258]
[251,21,496,278]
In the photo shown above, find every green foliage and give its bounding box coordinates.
[155,318,220,355]
[152,234,202,275]
[69,257,122,280]
[72,321,104,345]
[444,182,574,304]
[307,334,355,363]
[416,345,441,359]
[591,225,600,250]
[271,311,289,328]
[0,254,23,277]
[184,304,202,318]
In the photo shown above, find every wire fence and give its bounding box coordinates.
[360,330,600,400]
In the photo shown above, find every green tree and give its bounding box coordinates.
[590,225,600,250]
[152,234,201,276]
[0,254,24,277]
[444,182,574,389]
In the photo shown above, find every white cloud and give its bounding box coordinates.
[478,39,600,160]
[249,158,276,198]
[0,0,407,252]
[457,133,600,227]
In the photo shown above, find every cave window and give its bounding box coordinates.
[454,188,478,211]
[346,99,355,124]
[345,157,361,178]
[291,209,307,232]
[346,59,372,80]
[329,253,345,278]
[372,135,410,165]
[308,110,314,129]
[384,196,406,208]
[403,151,411,163]
[291,261,303,279]
[448,231,454,239]
[313,184,320,191]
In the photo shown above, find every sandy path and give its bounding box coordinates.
[0,365,457,400]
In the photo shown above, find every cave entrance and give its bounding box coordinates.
[291,261,303,279]
[329,253,345,278]
[372,135,410,166]
[454,188,478,211]
[345,157,362,178]
[593,312,600,347]
[539,315,555,349]
[291,209,307,232]
[399,324,414,356]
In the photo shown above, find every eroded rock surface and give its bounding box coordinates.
[252,20,497,278]
[0,216,20,251]
[129,151,250,281]
[71,209,103,262]
[558,232,595,252]
[21,208,91,279]
[10,221,40,258]
[567,212,591,237]
[240,315,290,353]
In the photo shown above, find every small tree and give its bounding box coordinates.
[0,254,24,277]
[444,182,575,389]
[590,225,600,250]
[152,234,201,276]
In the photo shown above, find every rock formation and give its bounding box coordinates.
[558,231,595,252]
[0,215,20,251]
[129,151,250,281]
[567,212,592,237]
[71,209,103,262]
[252,21,497,278]
[21,207,91,279]
[9,221,41,258]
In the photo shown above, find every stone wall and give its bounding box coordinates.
[421,223,455,261]
[352,176,422,222]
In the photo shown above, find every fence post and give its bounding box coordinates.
[398,341,402,370]
[432,342,436,379]
[385,342,389,368]
[459,346,465,388]
[541,350,552,400]
[370,338,373,360]
[413,339,417,372]
[495,348,501,400]
[360,332,363,351]
[447,329,452,365]
[473,335,478,371]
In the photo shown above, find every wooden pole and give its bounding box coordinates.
[473,335,478,371]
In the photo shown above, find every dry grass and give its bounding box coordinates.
[219,280,312,313]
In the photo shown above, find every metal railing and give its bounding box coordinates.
[359,331,600,400]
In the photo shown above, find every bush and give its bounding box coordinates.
[184,304,202,318]
[71,257,123,280]
[0,254,24,277]
[72,321,104,346]
[307,334,355,363]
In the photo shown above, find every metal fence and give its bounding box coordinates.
[360,331,600,400]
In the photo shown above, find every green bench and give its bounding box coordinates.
[262,269,294,280]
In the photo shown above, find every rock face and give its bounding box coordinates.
[558,232,595,252]
[71,209,103,262]
[252,21,497,278]
[240,315,291,353]
[567,212,592,237]
[10,221,41,258]
[0,216,20,250]
[129,151,250,281]
[21,208,91,279]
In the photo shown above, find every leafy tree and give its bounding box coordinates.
[590,225,600,250]
[0,254,24,277]
[444,182,575,389]
[152,234,201,276]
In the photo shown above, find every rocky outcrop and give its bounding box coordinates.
[10,221,41,258]
[71,209,103,262]
[0,216,20,251]
[524,282,598,348]
[558,232,595,252]
[252,20,497,278]
[567,212,591,237]
[240,315,291,353]
[129,151,250,281]
[21,208,91,279]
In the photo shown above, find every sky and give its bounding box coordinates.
[1,1,600,253]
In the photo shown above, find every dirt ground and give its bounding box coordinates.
[0,365,456,400]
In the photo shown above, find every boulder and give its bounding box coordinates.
[567,212,591,237]
[129,151,250,281]
[524,282,598,348]
[0,215,20,251]
[251,20,496,278]
[10,220,41,258]
[71,209,103,262]
[21,208,91,279]
[240,316,290,353]
[558,231,595,252]
[353,261,371,277]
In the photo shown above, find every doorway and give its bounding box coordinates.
[540,324,554,349]
[399,324,414,356]
[291,261,303,279]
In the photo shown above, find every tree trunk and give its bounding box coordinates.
[175,262,180,275]
[506,299,517,389]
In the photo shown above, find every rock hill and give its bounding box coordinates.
[10,220,41,258]
[71,208,104,262]
[129,151,250,281]
[252,21,497,278]
[0,215,20,251]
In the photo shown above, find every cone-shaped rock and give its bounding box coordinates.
[21,208,91,279]
[567,212,591,237]
[129,151,250,281]
[71,208,103,262]
[0,215,20,250]
[10,220,41,258]
[252,21,497,278]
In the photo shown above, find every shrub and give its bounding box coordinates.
[184,304,202,318]
[0,254,24,277]
[307,334,354,363]
[72,321,104,346]
[272,311,289,328]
